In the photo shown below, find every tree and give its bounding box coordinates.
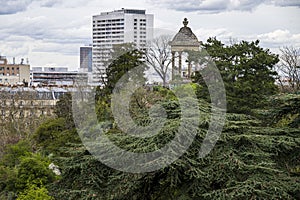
[263,94,300,128]
[32,118,80,156]
[0,141,56,199]
[17,184,53,200]
[193,37,279,113]
[15,153,56,192]
[48,87,300,199]
[276,46,300,93]
[98,43,146,96]
[145,35,173,86]
[95,43,147,123]
[54,93,74,128]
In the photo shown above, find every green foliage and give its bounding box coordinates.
[0,165,17,194]
[95,43,147,125]
[0,140,32,167]
[17,184,53,200]
[18,39,297,199]
[98,43,146,97]
[269,94,300,128]
[0,141,32,197]
[0,145,56,198]
[0,141,32,198]
[193,37,279,113]
[54,93,75,128]
[33,117,80,155]
[48,91,300,199]
[15,153,55,192]
[254,94,300,128]
[95,95,113,122]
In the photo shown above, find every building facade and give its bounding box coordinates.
[31,66,88,86]
[80,46,93,72]
[0,86,69,121]
[92,8,154,84]
[0,56,30,86]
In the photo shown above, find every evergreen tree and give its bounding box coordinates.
[193,38,279,113]
[48,88,300,199]
[95,43,147,123]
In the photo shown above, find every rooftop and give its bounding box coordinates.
[100,8,146,15]
[170,18,201,47]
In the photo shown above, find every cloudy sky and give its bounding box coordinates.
[0,0,299,70]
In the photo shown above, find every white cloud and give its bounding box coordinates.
[0,0,299,70]
[257,29,300,48]
[146,0,300,13]
[194,28,234,42]
[270,0,300,7]
[146,0,263,13]
[0,0,34,14]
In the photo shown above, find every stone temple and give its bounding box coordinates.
[169,18,201,80]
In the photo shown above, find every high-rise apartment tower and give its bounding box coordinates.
[92,8,154,84]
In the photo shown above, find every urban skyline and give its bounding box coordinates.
[0,0,299,70]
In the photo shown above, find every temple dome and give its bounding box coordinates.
[170,18,201,48]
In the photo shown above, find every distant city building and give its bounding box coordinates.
[0,86,78,120]
[92,8,154,84]
[80,46,93,72]
[31,66,88,86]
[0,56,30,86]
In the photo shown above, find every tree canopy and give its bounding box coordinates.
[193,37,279,113]
[48,89,300,199]
[1,38,299,200]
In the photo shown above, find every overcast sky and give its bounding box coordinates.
[0,0,299,70]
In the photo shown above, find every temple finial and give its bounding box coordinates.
[183,18,188,27]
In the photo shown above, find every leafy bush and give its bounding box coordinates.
[0,140,32,167]
[15,153,55,192]
[33,118,80,155]
[17,184,53,200]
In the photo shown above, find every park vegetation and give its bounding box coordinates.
[0,39,299,199]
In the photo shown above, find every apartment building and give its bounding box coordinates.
[92,8,154,84]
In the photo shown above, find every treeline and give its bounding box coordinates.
[0,39,299,199]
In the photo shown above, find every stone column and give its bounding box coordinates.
[178,52,182,77]
[188,61,192,78]
[171,51,175,80]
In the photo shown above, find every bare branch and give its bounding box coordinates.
[145,35,173,86]
[276,46,300,92]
